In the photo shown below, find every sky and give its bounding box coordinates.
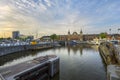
[0,0,120,37]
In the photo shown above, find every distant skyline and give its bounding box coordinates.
[0,0,120,37]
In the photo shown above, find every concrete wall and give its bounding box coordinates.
[99,42,119,65]
[0,43,53,56]
[1,56,60,80]
[99,42,120,80]
[114,45,120,64]
[48,56,59,77]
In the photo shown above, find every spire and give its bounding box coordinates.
[68,30,70,35]
[80,29,83,34]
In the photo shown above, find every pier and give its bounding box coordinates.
[0,55,59,80]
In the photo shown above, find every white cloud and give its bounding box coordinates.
[44,0,52,7]
[0,0,120,37]
[39,3,47,11]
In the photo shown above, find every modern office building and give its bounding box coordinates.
[12,31,20,39]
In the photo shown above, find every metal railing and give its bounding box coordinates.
[0,42,53,47]
[0,74,5,80]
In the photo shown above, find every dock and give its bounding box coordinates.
[0,55,59,80]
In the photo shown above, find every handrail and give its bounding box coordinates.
[0,74,5,80]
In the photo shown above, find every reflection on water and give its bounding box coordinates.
[0,45,106,80]
[0,49,51,68]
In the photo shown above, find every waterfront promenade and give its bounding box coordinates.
[0,42,54,56]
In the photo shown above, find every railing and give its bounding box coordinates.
[0,42,52,47]
[0,74,5,80]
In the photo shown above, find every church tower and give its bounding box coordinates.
[68,30,71,40]
[68,30,70,35]
[79,29,83,41]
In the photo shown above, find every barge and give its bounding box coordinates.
[0,55,59,80]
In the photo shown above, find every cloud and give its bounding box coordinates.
[0,0,120,37]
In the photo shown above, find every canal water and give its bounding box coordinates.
[0,45,106,80]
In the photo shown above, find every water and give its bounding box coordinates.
[0,45,106,80]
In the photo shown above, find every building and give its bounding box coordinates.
[67,30,83,41]
[40,36,51,41]
[12,31,20,39]
[83,34,99,41]
[27,35,34,40]
[106,34,120,41]
[59,30,100,41]
[59,30,84,41]
[19,35,34,41]
[12,31,34,40]
[41,30,120,42]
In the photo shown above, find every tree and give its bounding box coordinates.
[50,34,58,41]
[6,37,11,40]
[100,32,107,39]
[0,38,3,41]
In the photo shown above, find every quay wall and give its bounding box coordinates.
[0,43,53,56]
[99,42,119,65]
[48,56,60,77]
[99,42,120,80]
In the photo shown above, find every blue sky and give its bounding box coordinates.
[0,0,120,37]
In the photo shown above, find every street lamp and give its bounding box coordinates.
[118,28,120,34]
[109,28,111,35]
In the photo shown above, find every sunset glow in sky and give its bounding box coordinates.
[0,0,120,37]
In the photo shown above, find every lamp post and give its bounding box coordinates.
[109,28,111,35]
[118,28,120,34]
